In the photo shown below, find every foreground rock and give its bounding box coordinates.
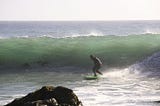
[5,86,82,106]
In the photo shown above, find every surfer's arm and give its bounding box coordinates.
[96,57,102,66]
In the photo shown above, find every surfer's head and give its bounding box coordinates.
[90,55,95,59]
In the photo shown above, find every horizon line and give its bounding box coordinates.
[0,19,160,22]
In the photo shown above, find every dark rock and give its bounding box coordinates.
[24,98,58,106]
[5,86,82,106]
[52,86,80,106]
[154,101,160,103]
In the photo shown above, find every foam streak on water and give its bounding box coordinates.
[74,69,160,106]
[1,69,160,106]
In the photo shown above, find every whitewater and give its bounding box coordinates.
[0,21,160,106]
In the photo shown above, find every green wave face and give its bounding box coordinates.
[0,34,160,69]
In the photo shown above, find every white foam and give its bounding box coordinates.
[144,29,160,34]
[74,67,160,106]
[0,94,25,105]
[64,32,104,38]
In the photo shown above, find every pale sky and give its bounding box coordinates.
[0,0,160,21]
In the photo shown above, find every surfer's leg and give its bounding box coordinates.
[93,66,97,76]
[94,71,97,76]
[96,70,103,75]
[96,66,103,75]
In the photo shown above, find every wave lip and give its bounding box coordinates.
[1,32,160,39]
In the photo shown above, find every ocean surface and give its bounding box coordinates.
[0,21,160,106]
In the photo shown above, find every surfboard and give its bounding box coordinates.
[84,75,99,80]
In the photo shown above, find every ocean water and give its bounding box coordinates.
[0,21,160,106]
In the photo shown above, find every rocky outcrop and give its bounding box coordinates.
[5,86,82,106]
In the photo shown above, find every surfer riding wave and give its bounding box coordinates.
[90,55,103,76]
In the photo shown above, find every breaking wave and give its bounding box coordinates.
[0,34,160,71]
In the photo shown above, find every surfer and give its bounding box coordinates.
[90,55,103,76]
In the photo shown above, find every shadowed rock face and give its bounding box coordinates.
[5,86,82,106]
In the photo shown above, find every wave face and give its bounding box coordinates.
[0,34,160,70]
